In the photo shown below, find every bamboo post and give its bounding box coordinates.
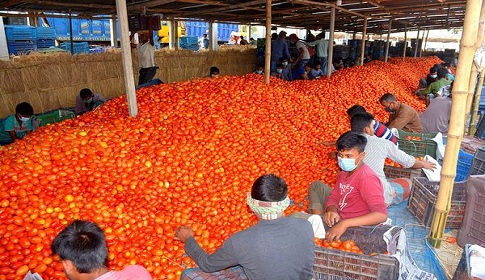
[69,14,74,55]
[174,20,179,50]
[423,29,430,54]
[429,0,481,248]
[168,20,174,49]
[327,7,335,78]
[115,0,138,117]
[420,29,426,57]
[384,19,392,63]
[466,0,485,133]
[209,21,215,51]
[414,28,420,57]
[360,17,367,66]
[470,72,485,135]
[264,0,271,84]
[402,25,407,60]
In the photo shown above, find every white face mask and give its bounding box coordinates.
[282,62,288,66]
[20,116,30,122]
[256,70,263,74]
[276,69,283,74]
[85,97,94,104]
[430,74,437,78]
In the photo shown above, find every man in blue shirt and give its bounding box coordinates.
[0,102,34,145]
[270,31,291,72]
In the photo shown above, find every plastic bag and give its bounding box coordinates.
[474,45,485,71]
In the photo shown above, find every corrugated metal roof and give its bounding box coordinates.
[0,0,466,34]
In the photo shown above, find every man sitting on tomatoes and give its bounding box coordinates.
[308,131,388,242]
[175,174,315,280]
[51,220,152,280]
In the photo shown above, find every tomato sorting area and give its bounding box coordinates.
[0,56,441,279]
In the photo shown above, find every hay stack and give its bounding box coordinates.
[0,46,257,118]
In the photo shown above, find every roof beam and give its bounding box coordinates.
[180,0,267,17]
[21,0,113,10]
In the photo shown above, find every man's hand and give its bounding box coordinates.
[175,226,194,243]
[421,160,436,170]
[325,220,348,242]
[323,207,341,227]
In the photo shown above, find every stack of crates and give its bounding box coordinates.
[36,27,56,49]
[456,149,475,182]
[59,42,90,54]
[5,25,37,55]
[178,36,199,51]
[469,147,485,176]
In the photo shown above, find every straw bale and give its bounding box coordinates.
[0,48,257,118]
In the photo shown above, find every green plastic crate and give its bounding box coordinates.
[35,109,76,127]
[396,130,438,159]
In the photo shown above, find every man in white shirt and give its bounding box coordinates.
[306,32,329,72]
[132,32,157,85]
[289,34,310,71]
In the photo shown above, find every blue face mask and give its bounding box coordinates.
[85,97,94,104]
[276,69,283,74]
[338,157,358,172]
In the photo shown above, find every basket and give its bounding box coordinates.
[35,110,76,127]
[407,177,467,228]
[313,226,399,280]
[5,25,36,41]
[383,165,423,180]
[469,147,485,176]
[457,176,485,247]
[313,248,399,280]
[7,40,37,55]
[456,149,474,182]
[396,130,438,159]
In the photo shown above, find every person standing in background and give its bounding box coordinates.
[131,32,157,86]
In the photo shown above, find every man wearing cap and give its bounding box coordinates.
[271,31,291,72]
[289,34,310,71]
[176,174,314,280]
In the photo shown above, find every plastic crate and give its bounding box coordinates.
[36,27,56,39]
[456,149,474,182]
[383,165,423,180]
[34,110,76,127]
[59,42,90,54]
[5,25,36,41]
[37,39,56,49]
[396,130,438,159]
[407,177,467,228]
[7,40,37,55]
[469,147,485,176]
[457,176,485,247]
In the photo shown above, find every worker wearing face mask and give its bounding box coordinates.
[75,88,106,115]
[0,102,34,145]
[379,93,423,133]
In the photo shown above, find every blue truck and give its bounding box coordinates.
[38,18,238,45]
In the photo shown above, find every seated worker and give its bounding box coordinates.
[254,64,265,75]
[416,68,451,106]
[209,66,220,78]
[379,93,423,132]
[417,66,438,89]
[420,88,452,134]
[347,104,397,145]
[310,62,324,79]
[175,174,314,280]
[351,113,436,206]
[302,63,313,80]
[51,220,152,280]
[271,63,291,81]
[333,57,344,71]
[0,102,34,145]
[75,88,106,115]
[280,58,293,81]
[308,131,388,242]
[442,62,455,81]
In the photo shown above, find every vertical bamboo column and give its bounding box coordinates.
[423,29,430,54]
[209,21,215,51]
[429,0,482,248]
[110,15,118,47]
[115,0,138,117]
[470,72,485,135]
[402,25,407,60]
[467,0,485,133]
[420,29,426,57]
[414,28,420,57]
[327,7,336,78]
[174,20,179,50]
[264,0,272,84]
[360,17,367,66]
[384,19,392,63]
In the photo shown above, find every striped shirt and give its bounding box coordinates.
[374,121,397,145]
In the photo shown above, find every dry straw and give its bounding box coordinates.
[0,46,257,118]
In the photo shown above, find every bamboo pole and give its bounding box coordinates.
[420,29,426,57]
[429,0,481,248]
[402,25,407,60]
[110,15,118,47]
[470,72,485,135]
[360,17,367,66]
[115,0,137,117]
[384,19,392,63]
[327,7,335,78]
[264,0,271,84]
[414,28,420,57]
[209,21,215,51]
[423,29,430,54]
[467,0,485,134]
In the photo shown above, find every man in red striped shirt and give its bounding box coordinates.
[347,104,397,145]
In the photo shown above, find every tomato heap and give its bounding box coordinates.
[0,56,441,279]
